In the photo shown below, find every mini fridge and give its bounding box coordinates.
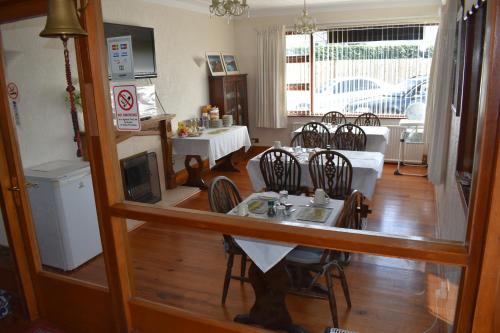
[25,160,102,271]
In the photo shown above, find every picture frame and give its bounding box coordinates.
[206,52,226,76]
[222,54,239,75]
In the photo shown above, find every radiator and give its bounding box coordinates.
[385,125,425,163]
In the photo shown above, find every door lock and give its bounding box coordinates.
[8,186,20,192]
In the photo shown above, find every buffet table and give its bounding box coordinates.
[172,126,251,188]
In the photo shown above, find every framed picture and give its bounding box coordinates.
[206,52,226,76]
[222,54,239,75]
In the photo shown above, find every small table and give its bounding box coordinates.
[247,148,384,200]
[293,124,390,154]
[229,193,344,332]
[172,126,251,188]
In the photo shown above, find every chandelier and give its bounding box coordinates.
[209,0,249,19]
[295,0,317,34]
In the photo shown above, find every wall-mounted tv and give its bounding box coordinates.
[104,23,157,79]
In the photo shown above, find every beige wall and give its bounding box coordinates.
[233,4,440,146]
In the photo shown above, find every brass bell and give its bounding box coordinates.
[40,0,88,38]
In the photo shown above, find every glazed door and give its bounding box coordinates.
[224,79,238,123]
[235,77,247,126]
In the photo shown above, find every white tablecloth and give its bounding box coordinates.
[246,148,384,199]
[172,126,251,168]
[293,124,390,154]
[229,192,344,273]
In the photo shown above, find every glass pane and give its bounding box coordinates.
[125,220,460,332]
[312,25,438,116]
[1,17,108,288]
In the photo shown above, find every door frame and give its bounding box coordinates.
[0,0,498,332]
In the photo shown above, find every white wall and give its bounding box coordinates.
[233,4,440,146]
[2,1,236,173]
[2,18,79,169]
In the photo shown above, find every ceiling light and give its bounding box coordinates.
[209,0,250,19]
[295,0,317,34]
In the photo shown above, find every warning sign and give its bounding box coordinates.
[7,82,19,101]
[112,85,141,131]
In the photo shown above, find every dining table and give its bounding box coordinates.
[292,123,390,154]
[228,192,344,333]
[246,147,384,200]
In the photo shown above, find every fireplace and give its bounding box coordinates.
[120,152,161,204]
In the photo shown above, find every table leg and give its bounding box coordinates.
[214,147,245,172]
[183,155,207,189]
[234,261,309,333]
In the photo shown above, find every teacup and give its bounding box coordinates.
[313,189,328,205]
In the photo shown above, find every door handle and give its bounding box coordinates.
[8,186,20,192]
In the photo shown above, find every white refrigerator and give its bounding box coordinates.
[25,160,102,271]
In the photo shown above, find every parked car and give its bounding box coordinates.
[287,77,393,113]
[344,78,428,115]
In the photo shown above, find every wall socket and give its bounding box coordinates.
[251,138,260,144]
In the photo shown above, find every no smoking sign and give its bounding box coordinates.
[112,85,141,131]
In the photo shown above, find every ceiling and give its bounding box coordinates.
[145,0,442,17]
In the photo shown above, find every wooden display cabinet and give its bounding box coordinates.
[208,74,248,126]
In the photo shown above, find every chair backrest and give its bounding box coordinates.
[259,149,302,195]
[302,121,331,144]
[208,176,243,251]
[333,124,367,151]
[208,176,242,214]
[290,131,325,149]
[336,190,364,230]
[321,111,346,126]
[308,151,353,200]
[354,112,381,126]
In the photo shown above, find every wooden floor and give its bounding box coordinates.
[42,151,459,333]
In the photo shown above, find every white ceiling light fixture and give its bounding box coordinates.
[295,0,317,34]
[209,0,250,19]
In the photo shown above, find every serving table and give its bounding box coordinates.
[293,124,390,154]
[172,126,251,188]
[229,192,344,333]
[247,147,384,200]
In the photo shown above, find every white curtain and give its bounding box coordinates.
[424,0,458,184]
[256,25,287,129]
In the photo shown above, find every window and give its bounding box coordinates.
[286,24,439,117]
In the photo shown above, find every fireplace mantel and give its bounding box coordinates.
[81,113,177,190]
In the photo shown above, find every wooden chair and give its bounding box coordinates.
[291,131,325,149]
[321,111,347,126]
[208,176,248,305]
[332,124,367,151]
[354,112,381,126]
[285,192,363,327]
[309,150,353,200]
[259,149,302,195]
[335,190,365,264]
[302,121,331,145]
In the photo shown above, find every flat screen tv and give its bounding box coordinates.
[104,23,157,79]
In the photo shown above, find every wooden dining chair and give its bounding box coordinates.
[284,192,363,327]
[291,131,325,149]
[208,176,249,305]
[354,112,381,126]
[259,149,302,195]
[332,124,367,151]
[309,150,353,200]
[335,190,365,264]
[321,111,347,126]
[302,121,331,144]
